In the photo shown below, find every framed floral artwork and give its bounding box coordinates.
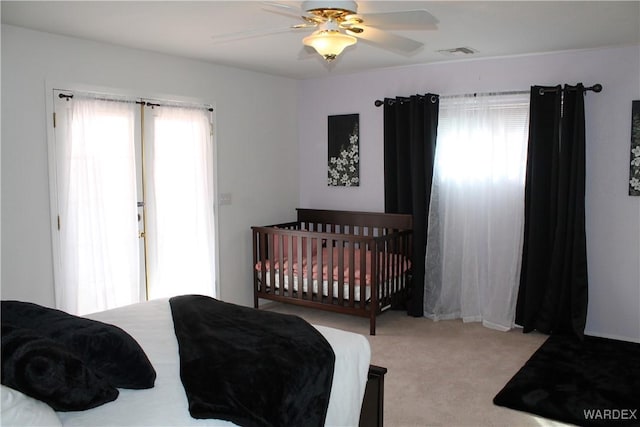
[630,100,640,196]
[328,114,359,187]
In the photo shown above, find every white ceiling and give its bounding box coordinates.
[2,1,639,80]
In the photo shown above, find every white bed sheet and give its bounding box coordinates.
[57,298,371,427]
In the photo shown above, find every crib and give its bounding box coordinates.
[252,209,413,335]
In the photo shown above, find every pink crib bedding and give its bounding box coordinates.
[255,247,410,286]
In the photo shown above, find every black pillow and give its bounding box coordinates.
[1,301,156,389]
[1,324,119,411]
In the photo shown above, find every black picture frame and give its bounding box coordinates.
[328,114,359,187]
[629,100,640,196]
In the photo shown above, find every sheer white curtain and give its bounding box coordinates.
[55,95,140,315]
[424,93,530,330]
[144,105,215,300]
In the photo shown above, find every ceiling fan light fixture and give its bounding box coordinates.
[303,29,356,62]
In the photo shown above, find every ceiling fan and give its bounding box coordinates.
[214,1,438,62]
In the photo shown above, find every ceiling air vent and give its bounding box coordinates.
[438,47,477,56]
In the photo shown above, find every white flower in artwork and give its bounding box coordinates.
[632,146,640,157]
[630,177,640,191]
[632,157,640,167]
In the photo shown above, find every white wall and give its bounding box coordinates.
[3,24,638,342]
[1,25,299,308]
[298,46,640,342]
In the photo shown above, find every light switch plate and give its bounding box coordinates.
[219,192,232,205]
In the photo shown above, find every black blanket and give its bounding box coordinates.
[1,300,155,412]
[169,295,335,427]
[494,334,640,426]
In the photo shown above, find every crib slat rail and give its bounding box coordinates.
[252,209,412,335]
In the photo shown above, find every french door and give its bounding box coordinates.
[50,90,216,315]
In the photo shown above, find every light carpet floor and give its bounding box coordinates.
[263,302,574,427]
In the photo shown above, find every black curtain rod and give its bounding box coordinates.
[537,83,602,95]
[374,83,603,107]
[57,93,214,111]
[374,94,439,107]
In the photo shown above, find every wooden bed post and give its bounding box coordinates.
[252,228,259,309]
[359,365,387,427]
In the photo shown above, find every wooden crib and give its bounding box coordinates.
[252,209,413,335]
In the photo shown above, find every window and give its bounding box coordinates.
[436,96,529,184]
[424,92,530,330]
[50,91,216,315]
[144,106,216,301]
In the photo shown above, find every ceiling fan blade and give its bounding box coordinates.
[350,26,423,53]
[261,1,305,21]
[211,26,298,44]
[361,9,438,30]
[261,1,299,13]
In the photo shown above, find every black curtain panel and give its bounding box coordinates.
[516,86,562,332]
[383,94,439,317]
[516,84,589,339]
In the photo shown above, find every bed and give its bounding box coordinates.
[252,209,413,335]
[1,296,380,427]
